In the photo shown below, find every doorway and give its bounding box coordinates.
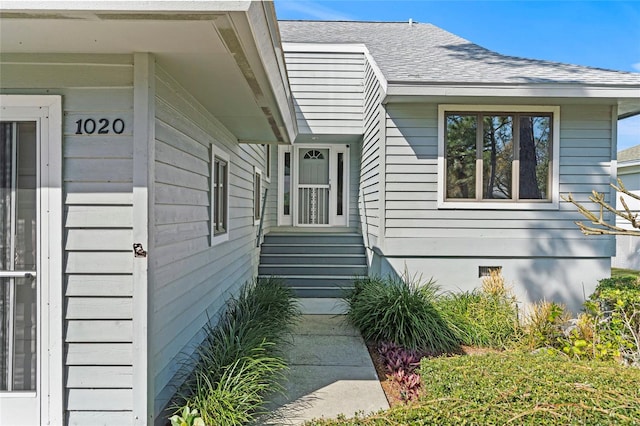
[278,145,349,227]
[0,96,62,425]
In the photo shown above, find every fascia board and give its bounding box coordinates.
[385,83,640,99]
[0,1,252,12]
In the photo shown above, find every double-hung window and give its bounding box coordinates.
[254,167,262,224]
[211,146,229,245]
[438,105,560,209]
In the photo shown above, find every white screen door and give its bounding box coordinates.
[0,97,62,426]
[298,148,330,225]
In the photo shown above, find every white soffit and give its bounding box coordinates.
[0,4,290,143]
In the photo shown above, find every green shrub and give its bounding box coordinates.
[172,277,300,424]
[345,275,459,353]
[520,300,570,351]
[585,276,640,365]
[304,352,640,425]
[437,289,519,349]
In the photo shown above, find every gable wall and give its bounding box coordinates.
[285,51,365,134]
[359,59,384,251]
[1,53,136,425]
[379,102,615,309]
[150,66,267,420]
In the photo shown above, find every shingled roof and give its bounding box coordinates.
[619,145,640,163]
[278,20,640,86]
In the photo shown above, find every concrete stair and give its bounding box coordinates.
[259,232,367,298]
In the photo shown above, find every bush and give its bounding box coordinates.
[520,300,570,351]
[304,352,640,425]
[436,272,519,349]
[172,277,300,425]
[345,275,459,353]
[585,276,640,365]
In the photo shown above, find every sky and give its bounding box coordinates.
[275,0,640,152]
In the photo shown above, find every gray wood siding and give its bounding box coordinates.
[1,53,136,423]
[151,67,266,417]
[383,103,615,257]
[285,51,365,134]
[359,60,383,248]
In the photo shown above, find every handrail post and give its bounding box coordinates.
[256,187,268,247]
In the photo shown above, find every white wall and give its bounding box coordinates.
[375,103,616,310]
[149,66,268,420]
[1,53,136,425]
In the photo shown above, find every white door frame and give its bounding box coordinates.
[277,144,349,227]
[0,95,63,425]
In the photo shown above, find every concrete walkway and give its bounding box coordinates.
[261,300,389,425]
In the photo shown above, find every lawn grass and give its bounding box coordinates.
[612,267,640,279]
[304,351,640,425]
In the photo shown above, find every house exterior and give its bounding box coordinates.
[613,144,640,269]
[1,2,639,425]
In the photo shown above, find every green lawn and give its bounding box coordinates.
[305,352,640,426]
[612,267,640,279]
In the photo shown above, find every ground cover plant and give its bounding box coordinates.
[304,351,640,426]
[437,269,520,349]
[333,269,640,426]
[345,275,459,353]
[170,277,299,426]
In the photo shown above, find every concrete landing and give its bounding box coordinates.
[261,315,389,425]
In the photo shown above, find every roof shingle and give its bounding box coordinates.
[278,20,640,86]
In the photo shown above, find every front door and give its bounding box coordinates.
[0,96,62,425]
[278,145,349,227]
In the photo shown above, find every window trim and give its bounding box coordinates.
[254,167,262,225]
[211,146,230,246]
[263,144,271,183]
[437,105,560,210]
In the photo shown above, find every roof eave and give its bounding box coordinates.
[383,82,640,118]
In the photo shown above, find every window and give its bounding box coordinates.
[438,105,560,209]
[254,167,262,224]
[264,144,271,181]
[211,147,229,245]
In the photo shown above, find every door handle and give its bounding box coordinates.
[0,271,37,279]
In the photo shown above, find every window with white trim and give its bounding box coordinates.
[263,144,271,181]
[254,167,262,224]
[211,146,230,245]
[438,105,560,209]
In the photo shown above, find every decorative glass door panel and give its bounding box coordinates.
[0,122,38,393]
[298,149,330,225]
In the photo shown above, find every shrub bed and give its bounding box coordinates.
[171,277,299,425]
[304,351,640,425]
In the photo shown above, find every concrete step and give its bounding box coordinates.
[260,243,366,255]
[263,233,363,245]
[260,253,366,265]
[259,264,367,276]
[292,287,352,298]
[262,275,355,288]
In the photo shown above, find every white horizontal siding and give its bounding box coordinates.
[0,54,136,421]
[359,60,383,248]
[284,51,365,134]
[383,103,615,257]
[150,66,265,418]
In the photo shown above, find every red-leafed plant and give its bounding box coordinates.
[378,341,423,401]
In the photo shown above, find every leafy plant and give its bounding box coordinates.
[520,300,570,350]
[345,274,459,353]
[170,405,204,426]
[377,342,422,401]
[584,276,640,365]
[171,277,300,424]
[437,289,519,349]
[304,351,640,425]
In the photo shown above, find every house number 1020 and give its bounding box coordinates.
[75,118,125,135]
